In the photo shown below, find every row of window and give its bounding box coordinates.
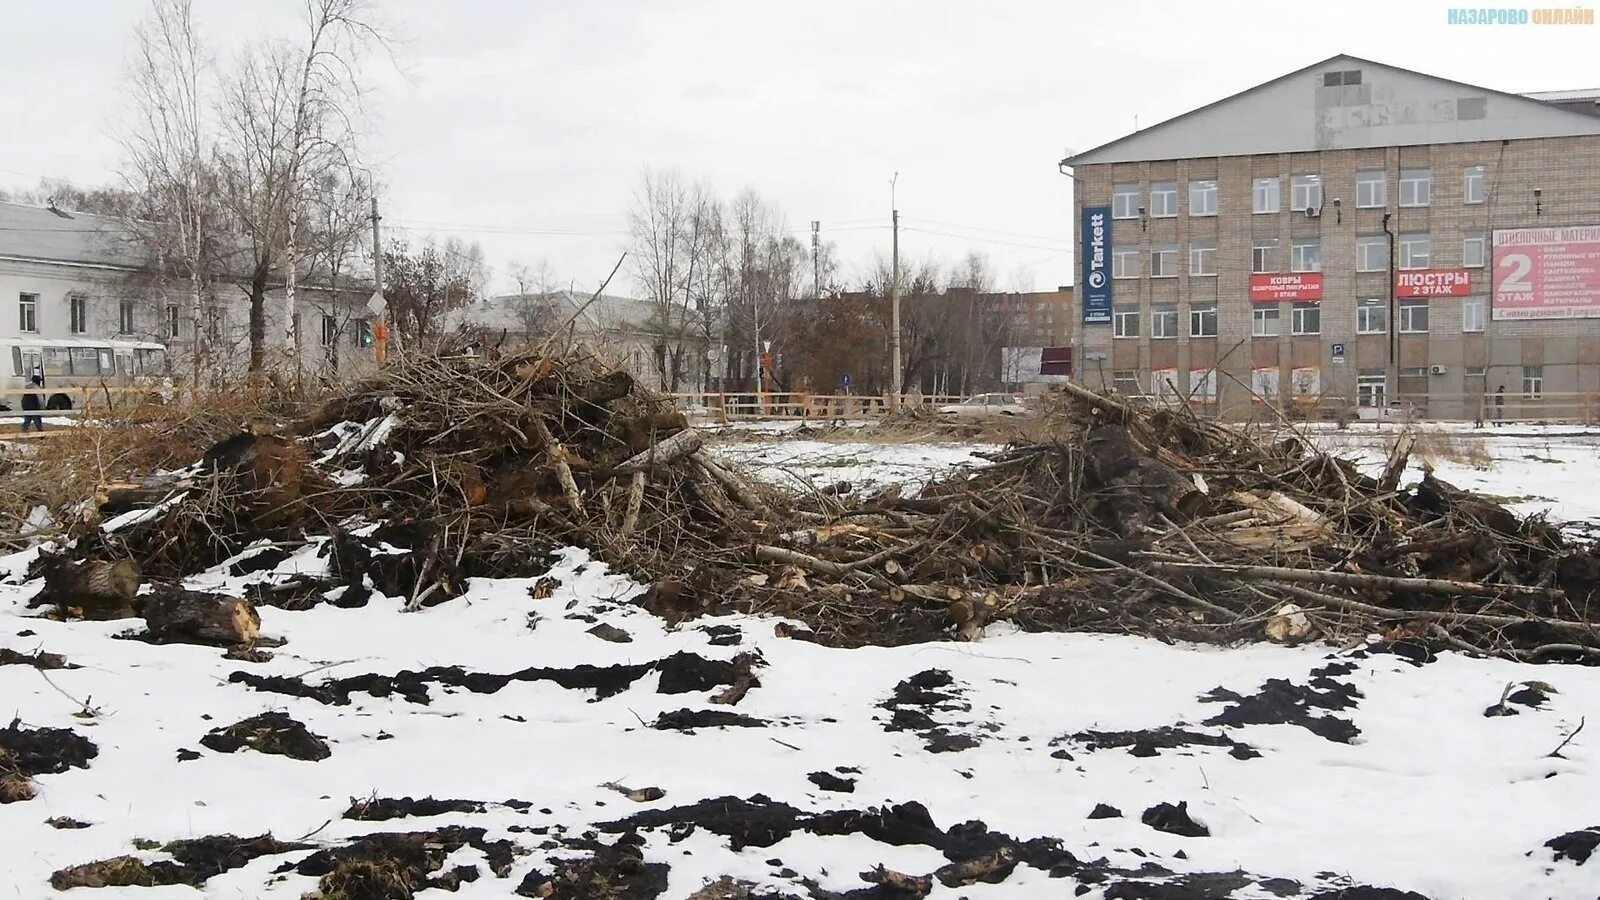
[1110,167,1486,219]
[1111,365,1545,400]
[1110,296,1487,339]
[11,346,169,378]
[1109,232,1484,279]
[16,293,374,348]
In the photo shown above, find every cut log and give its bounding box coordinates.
[692,451,770,517]
[530,418,583,516]
[38,559,140,618]
[614,428,704,474]
[1379,432,1416,493]
[142,590,261,646]
[619,470,647,539]
[1143,558,1562,601]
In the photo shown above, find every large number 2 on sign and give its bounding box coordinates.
[1499,253,1534,292]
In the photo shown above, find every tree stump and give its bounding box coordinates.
[142,591,260,646]
[38,559,141,619]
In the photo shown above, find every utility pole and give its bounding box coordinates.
[811,220,821,299]
[890,173,902,409]
[369,187,390,365]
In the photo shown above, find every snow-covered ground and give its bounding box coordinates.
[4,431,1600,898]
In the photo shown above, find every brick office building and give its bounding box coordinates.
[1065,54,1600,419]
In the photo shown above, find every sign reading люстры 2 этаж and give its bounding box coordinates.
[1494,226,1600,319]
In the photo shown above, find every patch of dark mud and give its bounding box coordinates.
[587,623,633,643]
[654,708,768,730]
[1305,883,1433,890]
[229,651,755,707]
[227,546,292,577]
[700,624,743,646]
[808,771,857,793]
[289,825,519,887]
[1101,870,1254,898]
[1060,726,1260,760]
[50,834,309,889]
[1141,801,1209,838]
[1200,665,1361,743]
[602,795,1079,885]
[0,648,72,669]
[345,796,488,821]
[0,718,98,776]
[1349,641,1441,667]
[515,831,669,899]
[878,669,981,753]
[199,711,330,761]
[47,815,92,829]
[1545,826,1600,865]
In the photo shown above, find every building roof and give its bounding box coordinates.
[1523,88,1600,102]
[0,201,148,269]
[1066,54,1600,166]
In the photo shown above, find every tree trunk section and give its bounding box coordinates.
[142,590,261,646]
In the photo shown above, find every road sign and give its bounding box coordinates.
[1331,342,1346,364]
[841,372,852,389]
[366,291,387,316]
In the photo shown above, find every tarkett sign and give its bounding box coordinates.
[1397,269,1471,297]
[1493,226,1600,319]
[1080,206,1112,324]
[1250,273,1323,302]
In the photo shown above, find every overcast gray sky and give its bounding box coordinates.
[4,0,1600,294]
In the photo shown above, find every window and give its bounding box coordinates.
[1151,307,1179,339]
[1112,371,1141,395]
[42,347,69,376]
[19,293,37,334]
[1399,169,1432,207]
[1463,231,1485,268]
[1251,244,1274,273]
[1356,235,1388,272]
[166,304,180,339]
[1291,238,1322,272]
[1523,365,1544,399]
[1463,295,1486,332]
[1113,309,1140,338]
[1292,303,1321,335]
[1112,184,1141,219]
[1466,365,1487,379]
[1189,305,1218,338]
[320,314,338,347]
[1190,369,1218,398]
[1357,298,1388,334]
[119,300,136,335]
[1356,170,1387,208]
[1253,177,1280,214]
[1112,246,1139,279]
[69,347,98,375]
[1189,180,1218,217]
[1358,370,1386,408]
[1323,69,1362,86]
[1190,242,1217,276]
[1398,234,1431,270]
[1291,174,1322,211]
[1253,306,1281,337]
[1150,244,1179,278]
[69,294,87,334]
[1399,366,1428,379]
[1399,300,1429,333]
[1150,182,1178,217]
[1458,97,1487,120]
[1464,165,1486,205]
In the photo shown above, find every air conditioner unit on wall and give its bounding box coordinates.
[1430,365,1447,375]
[1304,206,1322,219]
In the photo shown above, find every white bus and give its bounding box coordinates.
[0,337,171,410]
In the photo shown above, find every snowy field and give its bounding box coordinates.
[2,430,1600,897]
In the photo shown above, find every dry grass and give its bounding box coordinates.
[1412,430,1495,469]
[0,379,324,536]
[316,859,416,900]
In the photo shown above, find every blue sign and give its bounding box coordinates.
[1331,343,1346,360]
[1081,205,1112,324]
[841,372,852,389]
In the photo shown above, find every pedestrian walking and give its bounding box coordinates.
[21,375,44,434]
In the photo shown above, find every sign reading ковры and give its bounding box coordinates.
[1493,226,1600,319]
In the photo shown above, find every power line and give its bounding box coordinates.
[899,225,1071,253]
[905,216,1071,245]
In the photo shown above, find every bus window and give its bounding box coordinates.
[146,348,167,374]
[10,347,19,377]
[42,348,70,377]
[116,353,132,377]
[70,348,99,375]
[98,349,115,374]
[21,351,41,379]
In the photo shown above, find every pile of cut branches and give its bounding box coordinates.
[54,351,1600,662]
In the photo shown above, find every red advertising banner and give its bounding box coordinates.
[1250,273,1323,302]
[1493,226,1600,320]
[1039,346,1072,376]
[1396,269,1471,297]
